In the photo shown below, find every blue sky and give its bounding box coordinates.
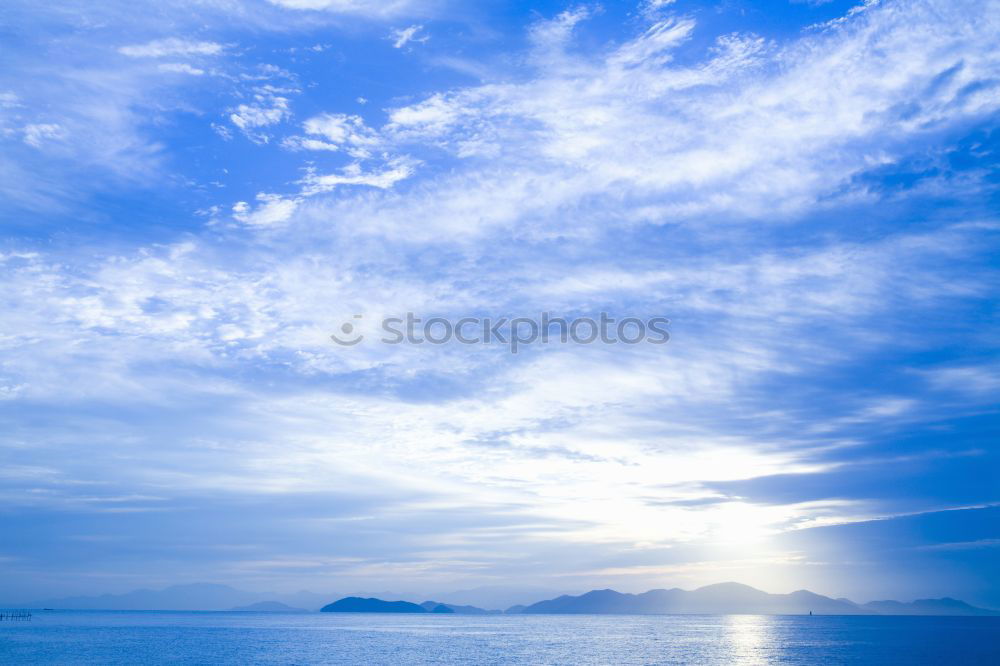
[1,0,999,607]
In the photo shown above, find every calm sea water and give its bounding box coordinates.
[1,611,998,665]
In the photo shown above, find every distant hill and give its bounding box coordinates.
[430,603,455,614]
[517,583,999,616]
[320,597,427,613]
[229,601,307,612]
[21,584,338,612]
[519,583,863,615]
[25,583,260,611]
[439,585,572,610]
[19,582,999,616]
[420,601,499,615]
[861,598,999,616]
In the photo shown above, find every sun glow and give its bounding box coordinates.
[705,502,785,546]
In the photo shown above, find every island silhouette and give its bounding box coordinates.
[319,583,1000,616]
[19,581,999,615]
[321,597,436,613]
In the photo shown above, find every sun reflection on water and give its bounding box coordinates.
[723,615,775,665]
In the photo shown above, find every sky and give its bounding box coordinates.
[1,0,999,608]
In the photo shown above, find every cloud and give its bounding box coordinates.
[22,123,66,147]
[807,0,882,30]
[0,12,247,211]
[290,112,380,157]
[298,159,417,194]
[232,194,300,227]
[316,0,997,244]
[157,63,206,75]
[303,113,370,142]
[386,93,461,133]
[229,86,295,142]
[118,38,223,58]
[1,0,999,601]
[265,0,430,17]
[281,136,340,151]
[607,18,695,68]
[230,96,291,130]
[922,365,1000,396]
[391,24,428,49]
[642,0,678,9]
[0,91,21,108]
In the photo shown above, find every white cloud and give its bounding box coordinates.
[391,24,428,49]
[157,63,205,76]
[608,18,694,68]
[303,113,378,145]
[386,93,461,133]
[329,0,1000,242]
[282,112,381,157]
[229,88,294,142]
[0,24,241,210]
[211,122,233,141]
[230,98,290,130]
[298,159,417,194]
[118,38,223,58]
[642,0,678,9]
[265,0,427,17]
[281,137,340,151]
[3,0,1000,594]
[22,123,66,147]
[0,91,21,108]
[1,201,994,593]
[809,0,882,30]
[232,193,300,227]
[1,219,987,561]
[923,365,1000,396]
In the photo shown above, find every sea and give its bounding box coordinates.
[1,611,998,665]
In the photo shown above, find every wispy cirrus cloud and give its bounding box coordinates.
[391,24,428,49]
[265,0,436,18]
[1,0,998,604]
[118,38,224,58]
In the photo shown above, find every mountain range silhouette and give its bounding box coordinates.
[18,581,999,615]
[508,582,999,616]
